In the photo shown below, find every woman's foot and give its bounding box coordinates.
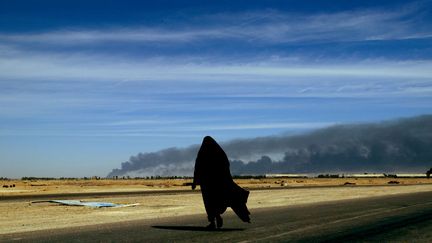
[206,221,216,230]
[216,215,223,228]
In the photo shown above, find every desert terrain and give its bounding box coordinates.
[1,177,431,196]
[1,178,431,237]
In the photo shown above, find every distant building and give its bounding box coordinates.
[394,174,427,178]
[265,174,308,178]
[345,173,385,178]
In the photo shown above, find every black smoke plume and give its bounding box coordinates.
[107,115,432,177]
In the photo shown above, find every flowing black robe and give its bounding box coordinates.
[193,136,250,223]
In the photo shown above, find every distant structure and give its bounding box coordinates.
[394,173,427,178]
[344,173,427,178]
[264,173,429,178]
[345,173,385,178]
[265,174,308,178]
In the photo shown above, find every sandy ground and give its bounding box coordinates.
[0,180,431,235]
[1,178,431,196]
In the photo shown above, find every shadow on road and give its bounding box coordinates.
[152,225,244,232]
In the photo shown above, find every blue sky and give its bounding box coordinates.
[1,0,432,178]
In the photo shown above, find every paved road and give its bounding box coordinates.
[2,191,432,242]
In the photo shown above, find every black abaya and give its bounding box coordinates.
[193,136,251,225]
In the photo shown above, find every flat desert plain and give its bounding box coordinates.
[1,178,431,235]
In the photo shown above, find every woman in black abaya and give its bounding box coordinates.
[192,136,250,229]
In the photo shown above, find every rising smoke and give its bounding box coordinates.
[107,115,432,177]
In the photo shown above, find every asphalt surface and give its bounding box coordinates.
[2,191,432,242]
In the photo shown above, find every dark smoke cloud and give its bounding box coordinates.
[108,146,200,177]
[108,115,432,177]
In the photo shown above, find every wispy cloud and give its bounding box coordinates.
[1,46,431,82]
[1,2,431,141]
[1,43,432,122]
[0,5,430,45]
[184,122,334,131]
[0,121,333,137]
